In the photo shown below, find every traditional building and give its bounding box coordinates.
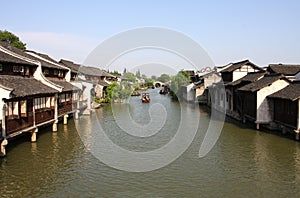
[225,71,266,119]
[238,74,290,129]
[217,60,263,83]
[193,70,221,104]
[268,82,300,139]
[209,60,263,111]
[267,64,300,81]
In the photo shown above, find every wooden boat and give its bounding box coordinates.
[141,93,150,103]
[131,91,141,96]
[159,89,167,95]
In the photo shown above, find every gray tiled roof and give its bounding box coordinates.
[226,71,266,86]
[47,77,80,92]
[0,49,36,66]
[268,82,300,101]
[268,64,300,76]
[238,74,286,92]
[0,75,57,97]
[221,60,262,73]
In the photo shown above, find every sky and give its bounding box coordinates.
[1,0,300,75]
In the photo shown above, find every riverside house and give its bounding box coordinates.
[209,60,263,111]
[267,64,300,81]
[60,59,115,113]
[193,70,222,104]
[238,73,290,130]
[0,42,82,156]
[267,82,300,139]
[225,71,266,119]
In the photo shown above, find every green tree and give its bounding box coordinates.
[0,30,26,49]
[170,72,190,99]
[135,69,141,78]
[123,72,136,82]
[151,75,157,80]
[144,78,154,87]
[110,70,121,76]
[157,74,171,83]
[105,82,132,103]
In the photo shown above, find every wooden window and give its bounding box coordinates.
[13,102,19,118]
[7,102,13,119]
[44,69,49,75]
[20,100,27,117]
[13,66,19,72]
[51,97,55,108]
[60,94,66,103]
[34,98,38,110]
[0,64,3,72]
[24,67,30,76]
[73,92,78,101]
[19,66,24,73]
[58,70,64,78]
[53,70,58,75]
[66,93,71,101]
[46,97,51,108]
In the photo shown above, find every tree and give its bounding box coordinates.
[110,70,121,76]
[105,82,132,103]
[0,30,26,49]
[170,72,190,99]
[135,69,141,78]
[123,72,136,82]
[151,75,157,80]
[157,74,171,83]
[123,68,127,74]
[144,78,154,87]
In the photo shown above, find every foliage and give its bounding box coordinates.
[109,70,121,76]
[123,72,136,82]
[170,71,190,99]
[0,30,26,50]
[151,75,157,80]
[105,82,132,103]
[157,74,171,83]
[142,74,147,79]
[135,69,141,78]
[144,78,154,87]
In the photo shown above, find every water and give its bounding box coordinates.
[1,89,300,197]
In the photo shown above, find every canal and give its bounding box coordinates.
[1,89,300,197]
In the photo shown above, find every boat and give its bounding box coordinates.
[159,89,167,95]
[131,91,141,96]
[141,93,150,103]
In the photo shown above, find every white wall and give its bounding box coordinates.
[256,79,289,123]
[0,87,11,120]
[232,65,260,82]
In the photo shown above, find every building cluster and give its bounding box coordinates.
[0,42,125,156]
[182,60,300,139]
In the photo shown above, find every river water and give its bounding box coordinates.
[1,89,300,197]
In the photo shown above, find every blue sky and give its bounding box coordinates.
[1,0,300,74]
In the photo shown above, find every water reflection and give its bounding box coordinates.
[1,90,300,197]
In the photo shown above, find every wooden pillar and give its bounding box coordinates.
[2,103,6,139]
[63,114,68,125]
[296,132,300,141]
[31,128,38,142]
[53,94,58,132]
[0,138,8,157]
[256,123,260,130]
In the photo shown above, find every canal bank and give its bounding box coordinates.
[1,90,300,197]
